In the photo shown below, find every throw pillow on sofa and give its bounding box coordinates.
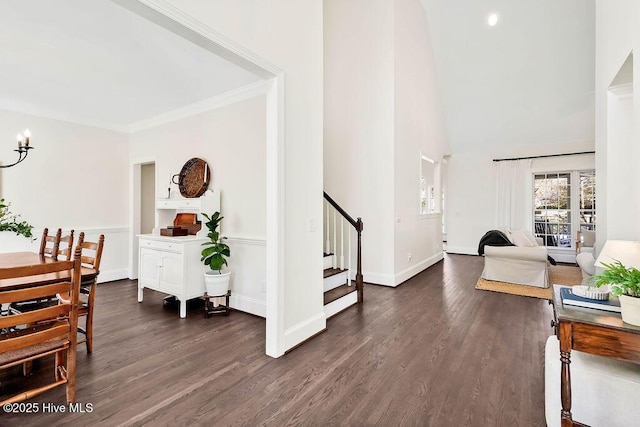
[511,230,536,247]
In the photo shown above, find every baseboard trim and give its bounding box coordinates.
[98,268,128,284]
[350,253,445,287]
[230,294,266,318]
[445,246,478,255]
[357,271,394,287]
[284,312,326,351]
[394,252,444,286]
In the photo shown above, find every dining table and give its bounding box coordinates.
[0,252,97,291]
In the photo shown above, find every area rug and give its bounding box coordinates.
[475,264,583,300]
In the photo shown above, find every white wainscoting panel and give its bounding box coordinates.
[226,236,266,318]
[81,227,129,283]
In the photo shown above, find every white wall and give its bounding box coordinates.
[595,0,640,245]
[166,0,325,350]
[446,141,595,256]
[0,109,129,282]
[445,151,496,255]
[606,93,634,239]
[393,0,449,285]
[324,0,449,287]
[324,0,395,284]
[130,94,267,317]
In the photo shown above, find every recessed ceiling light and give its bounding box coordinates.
[488,13,499,27]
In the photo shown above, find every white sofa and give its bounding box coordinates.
[482,245,548,287]
[481,228,548,288]
[545,335,640,427]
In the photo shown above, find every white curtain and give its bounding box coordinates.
[495,159,532,230]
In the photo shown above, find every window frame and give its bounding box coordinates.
[532,169,596,250]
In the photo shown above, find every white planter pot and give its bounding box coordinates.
[619,294,640,326]
[204,271,231,296]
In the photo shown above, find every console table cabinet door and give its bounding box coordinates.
[139,248,161,287]
[158,252,182,295]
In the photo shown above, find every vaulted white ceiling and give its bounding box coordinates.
[421,0,595,154]
[0,0,262,131]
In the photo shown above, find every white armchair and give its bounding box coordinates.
[576,252,596,285]
[576,229,595,255]
[545,335,640,427]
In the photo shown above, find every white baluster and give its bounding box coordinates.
[333,209,337,268]
[340,217,345,270]
[348,227,352,286]
[325,201,330,254]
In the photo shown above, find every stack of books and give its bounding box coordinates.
[560,287,621,313]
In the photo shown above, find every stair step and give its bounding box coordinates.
[323,268,346,279]
[324,291,357,319]
[324,282,356,305]
[323,253,333,270]
[323,269,348,292]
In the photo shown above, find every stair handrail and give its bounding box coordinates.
[323,192,360,231]
[323,192,364,303]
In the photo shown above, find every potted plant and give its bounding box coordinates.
[593,260,640,326]
[0,198,33,239]
[201,212,231,297]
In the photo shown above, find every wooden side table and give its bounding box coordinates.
[203,290,231,317]
[551,285,640,426]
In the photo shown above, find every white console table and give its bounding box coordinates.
[138,235,208,318]
[137,190,220,318]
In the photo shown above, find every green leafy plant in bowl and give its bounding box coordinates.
[593,260,640,297]
[593,260,640,326]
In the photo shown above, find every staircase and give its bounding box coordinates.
[323,192,363,318]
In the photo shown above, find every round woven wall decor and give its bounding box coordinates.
[174,158,211,198]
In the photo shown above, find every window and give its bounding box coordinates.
[533,170,596,248]
[579,171,596,231]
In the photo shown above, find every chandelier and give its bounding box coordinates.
[1,129,34,168]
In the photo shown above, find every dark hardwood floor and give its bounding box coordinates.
[1,254,552,426]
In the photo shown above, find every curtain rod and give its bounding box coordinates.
[492,151,595,162]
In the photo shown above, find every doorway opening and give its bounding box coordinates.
[121,0,286,357]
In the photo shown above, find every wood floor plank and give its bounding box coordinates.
[0,254,551,425]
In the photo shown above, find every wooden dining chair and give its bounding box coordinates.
[39,228,62,259]
[56,229,75,261]
[74,232,104,353]
[0,247,82,404]
[10,228,71,315]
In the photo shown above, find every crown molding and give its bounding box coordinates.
[608,82,633,99]
[0,80,267,134]
[0,103,130,133]
[128,80,267,133]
